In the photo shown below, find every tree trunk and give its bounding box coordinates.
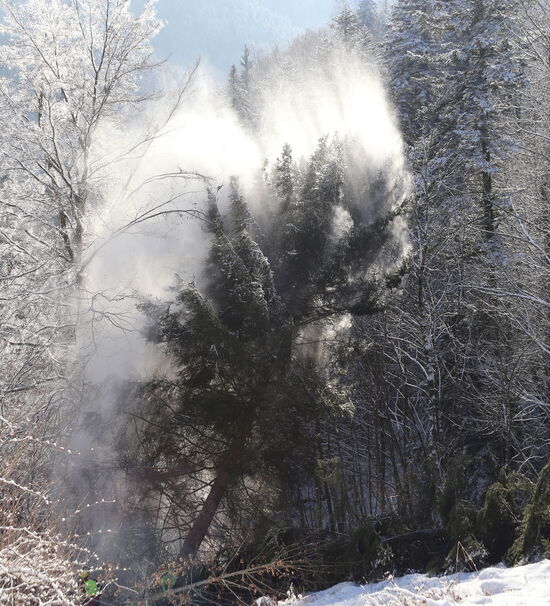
[180,429,249,559]
[180,465,232,559]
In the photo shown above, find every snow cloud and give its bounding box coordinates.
[67,34,409,563]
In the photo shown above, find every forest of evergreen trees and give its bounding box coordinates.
[0,0,548,604]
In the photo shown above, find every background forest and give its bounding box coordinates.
[0,0,548,604]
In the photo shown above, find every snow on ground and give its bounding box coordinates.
[277,559,550,606]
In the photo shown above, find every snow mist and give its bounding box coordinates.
[66,33,409,570]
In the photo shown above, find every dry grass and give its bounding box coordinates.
[0,415,93,605]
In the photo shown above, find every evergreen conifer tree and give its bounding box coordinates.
[228,45,256,124]
[450,0,524,242]
[331,2,375,57]
[358,0,382,38]
[132,137,405,561]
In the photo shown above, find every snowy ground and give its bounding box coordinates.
[277,559,550,606]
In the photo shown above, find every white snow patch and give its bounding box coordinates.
[273,559,550,606]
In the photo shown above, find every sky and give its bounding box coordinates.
[149,0,337,76]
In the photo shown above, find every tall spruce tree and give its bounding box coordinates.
[450,0,524,243]
[373,0,528,527]
[331,2,375,57]
[358,0,383,39]
[386,0,440,145]
[446,0,531,471]
[228,45,255,125]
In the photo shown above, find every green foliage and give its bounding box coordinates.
[507,461,550,564]
[478,471,532,562]
[84,579,99,597]
[439,459,486,570]
[445,501,487,571]
[441,464,533,568]
[276,137,344,312]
